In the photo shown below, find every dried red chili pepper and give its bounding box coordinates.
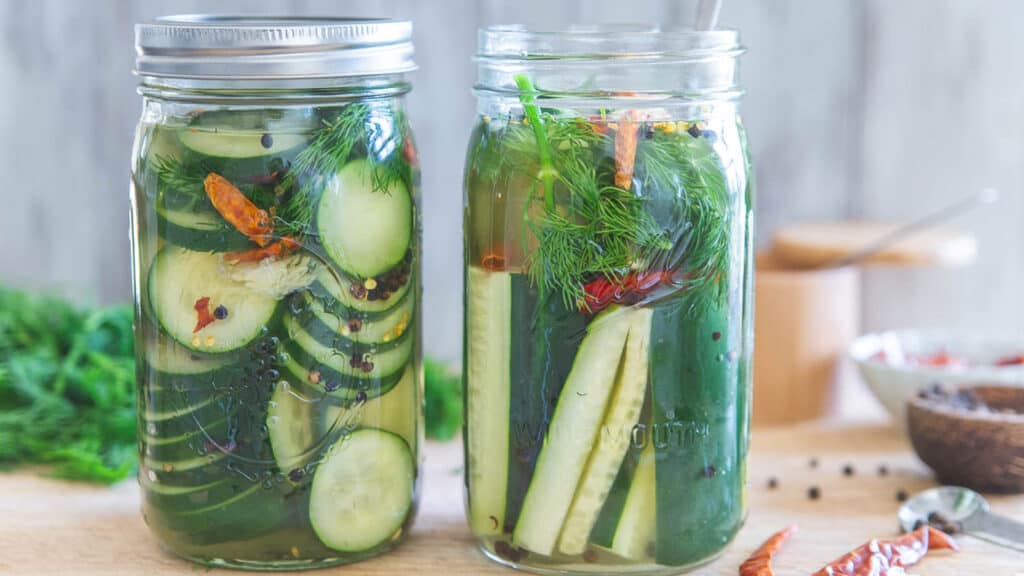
[585,116,610,135]
[240,170,280,185]
[402,136,419,167]
[739,525,797,576]
[193,296,215,334]
[224,236,300,263]
[614,111,640,190]
[810,526,958,576]
[204,173,273,246]
[480,251,507,271]
[580,270,675,313]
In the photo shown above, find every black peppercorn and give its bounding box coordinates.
[348,318,363,333]
[809,457,819,469]
[808,486,821,500]
[767,477,779,490]
[712,331,722,341]
[260,133,274,149]
[288,468,305,482]
[878,464,890,477]
[354,390,368,404]
[687,123,702,138]
[896,489,909,502]
[324,380,340,392]
[842,464,855,477]
[361,360,375,373]
[213,305,228,320]
[700,465,717,479]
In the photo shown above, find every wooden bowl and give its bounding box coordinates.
[907,385,1024,493]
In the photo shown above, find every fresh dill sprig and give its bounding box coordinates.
[635,130,731,303]
[152,154,209,212]
[277,103,412,237]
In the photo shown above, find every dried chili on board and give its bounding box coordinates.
[810,526,958,576]
[204,173,273,246]
[739,525,797,576]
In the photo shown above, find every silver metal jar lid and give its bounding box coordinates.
[135,15,416,80]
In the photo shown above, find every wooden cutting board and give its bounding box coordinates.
[1,424,1021,575]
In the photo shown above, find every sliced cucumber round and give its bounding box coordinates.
[155,206,253,253]
[308,263,412,314]
[284,314,413,385]
[141,392,227,423]
[155,481,275,532]
[148,246,278,353]
[141,476,235,509]
[180,109,315,159]
[297,290,414,349]
[267,381,320,473]
[145,335,233,376]
[316,159,412,279]
[309,429,414,552]
[324,364,418,450]
[142,451,229,475]
[280,350,404,403]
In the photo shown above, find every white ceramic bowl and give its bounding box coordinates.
[850,330,1024,427]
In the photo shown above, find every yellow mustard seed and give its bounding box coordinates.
[663,122,677,133]
[382,333,392,343]
[205,336,216,347]
[291,546,300,558]
[482,115,491,123]
[162,463,173,473]
[364,278,378,290]
[191,336,201,348]
[340,324,351,336]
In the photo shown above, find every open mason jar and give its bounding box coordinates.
[463,25,753,574]
[131,16,421,570]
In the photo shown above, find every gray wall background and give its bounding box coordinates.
[0,0,1020,363]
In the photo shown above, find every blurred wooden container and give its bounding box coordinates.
[753,252,860,426]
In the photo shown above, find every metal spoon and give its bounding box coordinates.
[825,187,999,269]
[898,486,1024,552]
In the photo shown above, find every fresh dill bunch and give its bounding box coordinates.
[635,129,731,304]
[0,288,136,484]
[470,101,732,310]
[277,102,413,237]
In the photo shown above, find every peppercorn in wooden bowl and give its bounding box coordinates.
[907,384,1024,494]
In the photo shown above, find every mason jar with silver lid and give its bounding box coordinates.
[131,16,421,570]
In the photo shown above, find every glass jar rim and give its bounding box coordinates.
[135,15,416,80]
[477,24,743,62]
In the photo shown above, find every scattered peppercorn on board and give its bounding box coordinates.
[0,425,1021,575]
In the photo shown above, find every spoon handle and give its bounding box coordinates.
[965,511,1024,552]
